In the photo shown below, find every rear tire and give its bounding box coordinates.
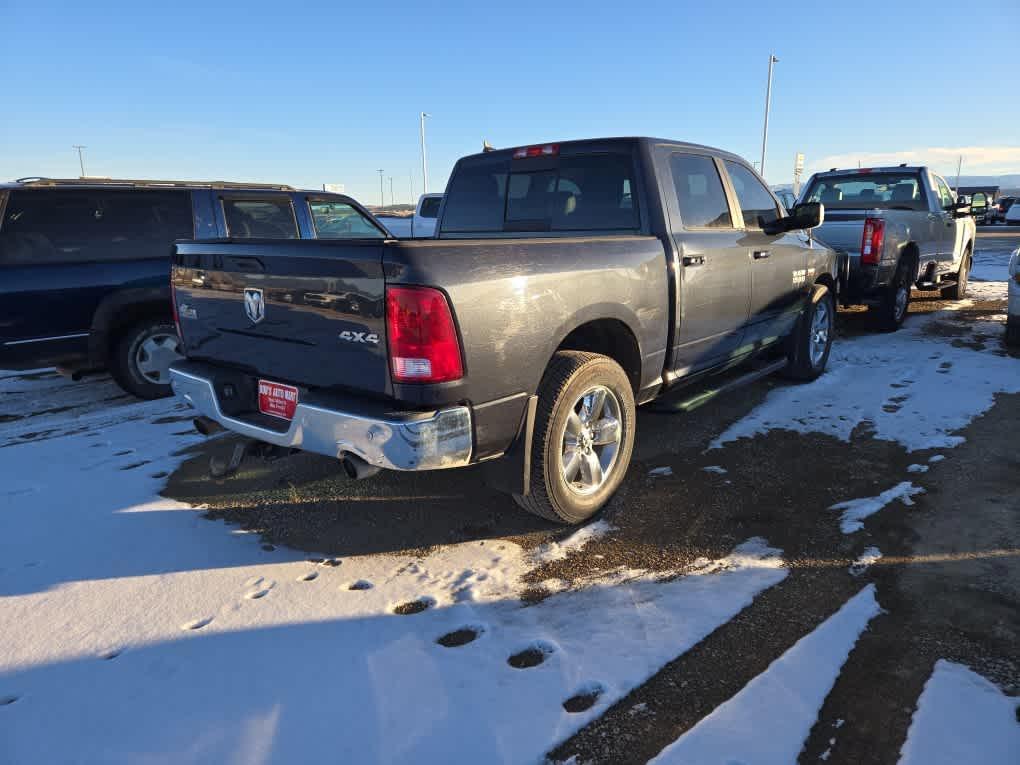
[941,249,971,300]
[109,319,182,400]
[875,260,912,331]
[513,351,635,525]
[1007,321,1020,347]
[782,284,834,381]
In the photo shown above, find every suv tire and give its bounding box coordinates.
[513,351,635,525]
[875,260,912,331]
[110,319,182,399]
[941,249,971,300]
[782,283,834,381]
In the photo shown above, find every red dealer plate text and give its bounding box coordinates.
[258,379,299,421]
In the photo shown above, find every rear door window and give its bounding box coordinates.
[669,153,732,229]
[0,189,192,264]
[440,151,639,234]
[308,200,385,239]
[723,161,781,229]
[222,198,298,238]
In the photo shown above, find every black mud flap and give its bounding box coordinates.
[481,395,537,496]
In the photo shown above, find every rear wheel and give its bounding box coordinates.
[783,284,834,381]
[875,260,912,331]
[513,351,635,525]
[109,319,182,399]
[941,249,971,300]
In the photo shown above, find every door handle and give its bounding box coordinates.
[682,256,706,267]
[753,250,771,259]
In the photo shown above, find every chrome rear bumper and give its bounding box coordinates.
[169,364,473,471]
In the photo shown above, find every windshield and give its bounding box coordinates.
[802,172,928,211]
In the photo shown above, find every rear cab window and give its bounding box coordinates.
[308,199,385,239]
[222,197,298,238]
[802,172,929,212]
[439,144,641,236]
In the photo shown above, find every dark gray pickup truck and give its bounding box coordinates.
[169,137,837,524]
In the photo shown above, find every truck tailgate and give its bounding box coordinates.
[172,240,389,394]
[814,211,869,253]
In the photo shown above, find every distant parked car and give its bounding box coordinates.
[969,192,990,225]
[988,196,1015,224]
[1006,199,1020,225]
[0,177,387,398]
[1007,248,1020,346]
[801,166,975,330]
[411,193,443,237]
[773,189,797,210]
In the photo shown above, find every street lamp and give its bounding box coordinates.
[759,54,778,180]
[72,144,87,177]
[420,112,430,194]
[378,169,385,207]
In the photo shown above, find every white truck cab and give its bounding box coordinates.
[411,193,443,238]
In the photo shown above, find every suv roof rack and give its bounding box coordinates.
[12,177,297,191]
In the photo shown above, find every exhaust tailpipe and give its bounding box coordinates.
[193,416,224,436]
[341,453,381,480]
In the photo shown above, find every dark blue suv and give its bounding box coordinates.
[0,178,387,398]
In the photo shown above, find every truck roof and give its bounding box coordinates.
[812,165,928,176]
[455,136,752,168]
[1,177,302,192]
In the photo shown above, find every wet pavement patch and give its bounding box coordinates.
[437,627,482,647]
[393,597,434,615]
[508,642,555,669]
[563,684,605,713]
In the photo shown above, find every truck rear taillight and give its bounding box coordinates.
[512,144,559,159]
[386,286,463,383]
[861,218,885,265]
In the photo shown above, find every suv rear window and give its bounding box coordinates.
[222,198,298,238]
[802,173,928,211]
[418,197,442,218]
[440,152,639,235]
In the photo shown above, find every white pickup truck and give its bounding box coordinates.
[800,166,975,330]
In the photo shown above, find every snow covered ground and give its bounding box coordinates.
[1,273,1016,763]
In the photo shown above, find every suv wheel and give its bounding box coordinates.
[876,261,912,331]
[783,284,834,381]
[110,319,182,399]
[941,249,971,300]
[513,351,635,525]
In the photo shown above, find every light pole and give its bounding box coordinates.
[760,54,778,180]
[389,176,394,206]
[378,169,385,207]
[72,145,87,177]
[420,112,430,194]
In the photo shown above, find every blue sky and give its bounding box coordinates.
[3,0,1018,203]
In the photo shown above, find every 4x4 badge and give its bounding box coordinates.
[244,287,265,324]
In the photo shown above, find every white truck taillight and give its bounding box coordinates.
[861,217,885,265]
[385,286,463,383]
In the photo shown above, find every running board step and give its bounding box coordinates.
[648,358,789,413]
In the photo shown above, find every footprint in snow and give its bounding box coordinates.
[0,695,19,706]
[181,617,213,631]
[937,362,953,373]
[436,625,485,647]
[113,450,133,456]
[507,641,556,669]
[99,648,122,661]
[120,461,151,471]
[563,682,606,713]
[392,596,436,615]
[245,586,273,600]
[296,570,319,582]
[346,580,373,591]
